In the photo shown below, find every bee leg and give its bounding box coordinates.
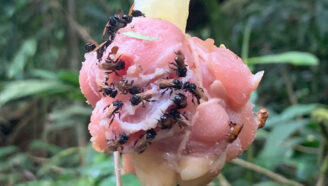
[169,62,177,67]
[114,70,120,77]
[161,88,169,96]
[103,104,110,111]
[169,89,173,96]
[191,97,195,104]
[182,112,189,120]
[109,115,115,126]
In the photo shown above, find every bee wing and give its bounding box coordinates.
[128,2,135,16]
[102,20,111,38]
[111,46,119,55]
[117,9,124,17]
[93,41,107,52]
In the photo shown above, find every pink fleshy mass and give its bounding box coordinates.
[79,17,263,179]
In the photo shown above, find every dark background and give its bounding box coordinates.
[0,0,327,185]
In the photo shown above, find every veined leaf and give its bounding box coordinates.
[30,69,58,80]
[58,70,79,87]
[122,32,158,41]
[247,52,319,66]
[50,105,92,121]
[0,80,72,106]
[7,39,37,78]
[266,104,317,127]
[0,146,18,159]
[259,119,309,161]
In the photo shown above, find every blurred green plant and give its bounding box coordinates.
[1,0,327,186]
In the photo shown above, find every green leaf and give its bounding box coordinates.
[29,140,62,155]
[80,162,114,178]
[7,38,37,78]
[30,69,58,80]
[122,32,158,41]
[253,181,281,186]
[50,105,92,121]
[247,52,319,66]
[0,146,18,159]
[266,104,317,127]
[259,119,309,163]
[16,180,53,186]
[58,71,79,87]
[0,80,72,106]
[122,174,142,186]
[99,176,116,186]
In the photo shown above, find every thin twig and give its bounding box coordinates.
[217,174,231,186]
[65,11,97,44]
[231,158,304,186]
[293,144,318,154]
[280,68,298,105]
[28,154,66,173]
[316,154,328,186]
[114,151,122,186]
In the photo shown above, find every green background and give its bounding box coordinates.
[0,0,327,185]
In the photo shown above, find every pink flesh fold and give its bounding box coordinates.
[79,17,264,185]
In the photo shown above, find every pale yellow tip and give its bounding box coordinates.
[134,0,190,33]
[219,44,226,49]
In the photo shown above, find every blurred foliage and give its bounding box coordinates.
[0,0,327,185]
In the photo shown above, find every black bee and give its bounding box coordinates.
[130,92,155,107]
[105,100,124,125]
[158,79,183,95]
[172,93,187,109]
[100,58,125,76]
[120,15,133,26]
[103,10,136,39]
[118,133,129,145]
[95,40,113,61]
[227,122,243,143]
[103,14,122,39]
[170,51,187,77]
[116,80,142,95]
[84,42,96,52]
[158,115,176,129]
[145,129,156,140]
[131,10,145,17]
[183,82,208,104]
[105,132,128,153]
[134,129,157,153]
[158,109,187,129]
[100,83,118,98]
